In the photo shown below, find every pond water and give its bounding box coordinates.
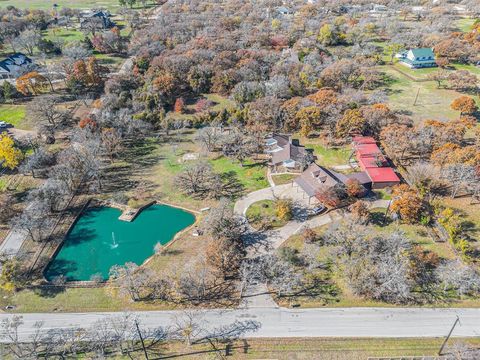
[44,204,195,281]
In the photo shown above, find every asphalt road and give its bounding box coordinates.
[1,307,479,341]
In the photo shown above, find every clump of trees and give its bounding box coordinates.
[0,312,260,359]
[322,220,480,304]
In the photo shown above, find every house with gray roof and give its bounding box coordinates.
[396,48,437,69]
[294,163,370,205]
[265,134,315,173]
[0,53,33,79]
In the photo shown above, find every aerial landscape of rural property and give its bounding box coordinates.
[0,0,479,358]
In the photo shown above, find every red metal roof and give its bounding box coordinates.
[355,143,382,157]
[365,167,400,183]
[353,136,400,184]
[352,136,376,145]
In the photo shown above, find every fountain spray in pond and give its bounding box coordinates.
[111,232,119,249]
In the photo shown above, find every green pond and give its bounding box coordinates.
[44,204,195,281]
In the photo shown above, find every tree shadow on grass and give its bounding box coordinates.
[369,210,392,226]
[30,284,67,298]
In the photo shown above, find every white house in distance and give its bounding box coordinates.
[0,53,33,79]
[395,48,437,69]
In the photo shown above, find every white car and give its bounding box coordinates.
[0,121,7,128]
[309,205,326,216]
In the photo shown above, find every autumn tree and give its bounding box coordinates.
[316,185,346,208]
[0,133,23,170]
[450,96,478,115]
[390,184,424,224]
[26,95,69,129]
[345,179,364,197]
[16,72,50,96]
[67,57,108,93]
[349,200,370,224]
[295,106,323,136]
[274,198,293,222]
[174,97,185,113]
[335,109,366,138]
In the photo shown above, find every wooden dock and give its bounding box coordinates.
[118,201,156,222]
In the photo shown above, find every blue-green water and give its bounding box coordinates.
[44,205,195,281]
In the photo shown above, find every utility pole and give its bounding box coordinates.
[438,316,460,356]
[135,319,149,360]
[413,87,420,106]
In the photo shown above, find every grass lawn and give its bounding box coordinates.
[457,18,476,32]
[94,52,127,69]
[0,0,122,11]
[210,156,268,192]
[115,131,267,213]
[169,93,236,122]
[246,199,288,229]
[271,173,298,186]
[381,66,468,123]
[300,139,351,167]
[0,104,28,129]
[369,208,456,260]
[43,28,85,43]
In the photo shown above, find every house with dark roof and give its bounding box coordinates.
[265,134,315,173]
[294,162,370,205]
[0,53,33,79]
[396,48,437,68]
[80,10,115,30]
[352,136,400,189]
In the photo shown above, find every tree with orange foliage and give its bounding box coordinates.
[345,179,364,197]
[349,200,370,224]
[390,184,423,224]
[280,97,302,131]
[16,72,50,96]
[295,106,323,136]
[335,109,366,138]
[361,103,396,135]
[316,185,346,208]
[450,96,478,115]
[431,143,480,167]
[152,71,176,97]
[306,88,338,108]
[78,118,98,130]
[431,143,460,166]
[67,57,108,92]
[174,97,185,114]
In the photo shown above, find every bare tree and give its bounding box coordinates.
[436,260,480,297]
[11,201,54,242]
[442,164,477,198]
[196,126,223,152]
[15,29,41,56]
[221,131,261,166]
[175,162,219,198]
[109,262,152,301]
[27,95,70,130]
[19,146,55,178]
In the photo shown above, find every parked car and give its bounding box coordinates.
[309,205,326,216]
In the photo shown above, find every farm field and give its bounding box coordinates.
[381,66,474,122]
